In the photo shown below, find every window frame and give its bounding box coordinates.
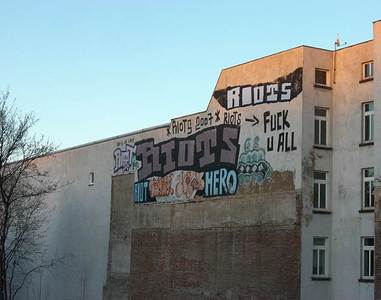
[362,168,374,210]
[362,61,374,80]
[362,101,374,143]
[88,172,95,186]
[361,236,375,280]
[315,68,330,87]
[312,236,329,278]
[313,171,328,211]
[314,107,330,146]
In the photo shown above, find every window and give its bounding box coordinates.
[314,107,329,146]
[314,171,328,210]
[361,237,374,280]
[362,61,374,80]
[313,237,328,277]
[89,172,95,186]
[362,168,374,209]
[362,102,374,143]
[315,68,330,86]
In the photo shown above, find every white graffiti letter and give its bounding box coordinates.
[266,84,278,102]
[241,86,252,106]
[281,83,291,101]
[253,86,264,105]
[227,87,240,109]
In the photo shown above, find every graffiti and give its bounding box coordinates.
[168,110,222,136]
[131,70,304,202]
[237,137,272,185]
[263,110,297,152]
[113,144,139,173]
[169,119,193,136]
[136,124,240,181]
[214,68,303,110]
[195,112,216,131]
[263,110,290,133]
[245,114,260,127]
[134,181,153,203]
[173,171,204,200]
[149,175,174,198]
[204,168,238,197]
[223,111,241,126]
[134,170,204,203]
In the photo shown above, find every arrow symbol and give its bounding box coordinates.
[245,115,259,126]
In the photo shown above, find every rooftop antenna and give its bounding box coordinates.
[334,33,347,50]
[333,33,347,84]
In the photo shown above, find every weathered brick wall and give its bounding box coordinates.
[129,226,299,300]
[103,172,301,300]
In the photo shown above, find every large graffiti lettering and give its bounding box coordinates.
[214,68,302,110]
[136,124,240,181]
[263,110,297,152]
[130,67,304,203]
[204,168,238,197]
[113,144,138,174]
[237,137,272,185]
[135,170,204,203]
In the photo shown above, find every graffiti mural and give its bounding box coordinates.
[128,67,303,203]
[135,124,240,181]
[237,137,273,185]
[113,144,139,174]
[214,68,302,110]
[134,171,204,203]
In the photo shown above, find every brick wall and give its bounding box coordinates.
[129,226,300,300]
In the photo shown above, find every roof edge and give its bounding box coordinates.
[50,122,169,156]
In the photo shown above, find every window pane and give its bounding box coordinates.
[370,114,374,140]
[364,251,369,276]
[314,183,319,208]
[365,102,374,112]
[315,108,327,117]
[371,250,374,276]
[321,121,327,145]
[364,238,374,246]
[364,168,374,178]
[313,250,318,275]
[314,237,325,246]
[365,181,370,207]
[365,115,370,141]
[319,250,325,275]
[314,120,320,144]
[365,64,370,78]
[371,181,374,207]
[315,70,327,85]
[320,184,326,209]
[314,171,326,180]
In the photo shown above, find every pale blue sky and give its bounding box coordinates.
[1,1,380,149]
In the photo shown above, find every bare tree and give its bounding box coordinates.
[0,90,59,300]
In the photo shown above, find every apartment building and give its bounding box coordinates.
[20,20,381,300]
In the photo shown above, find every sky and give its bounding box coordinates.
[1,0,381,149]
